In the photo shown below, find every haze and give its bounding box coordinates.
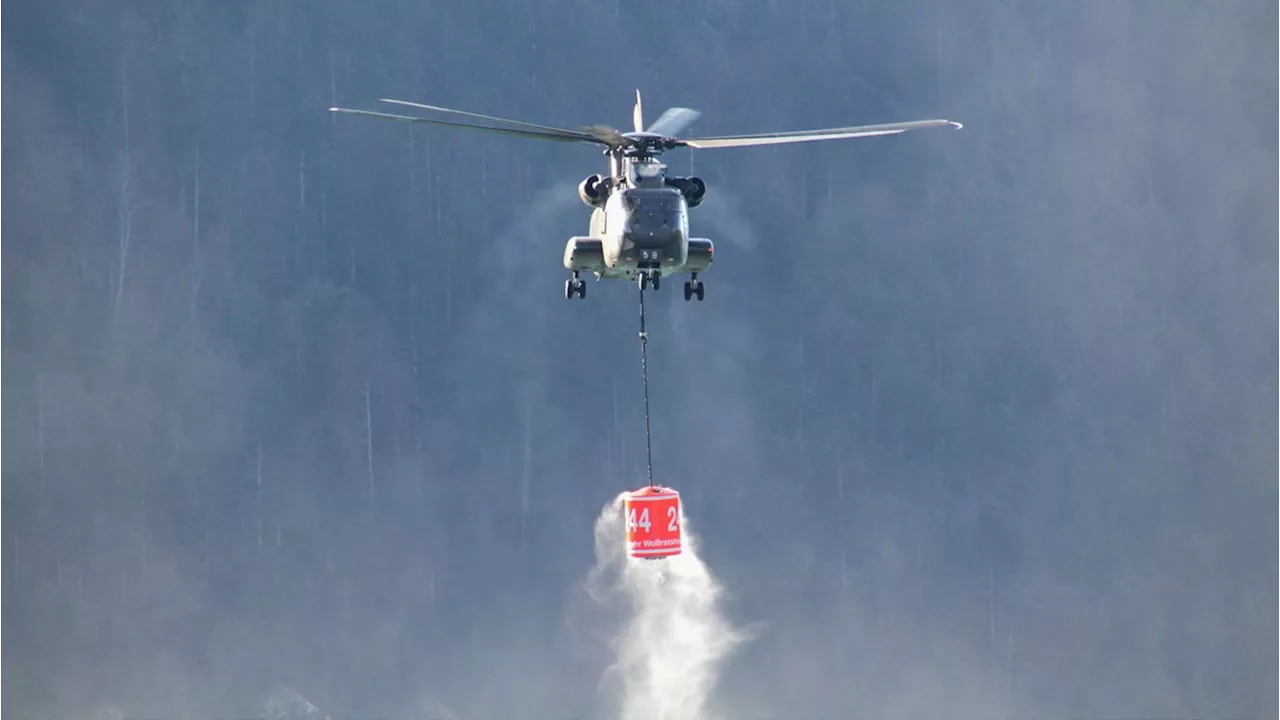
[3,1,1276,718]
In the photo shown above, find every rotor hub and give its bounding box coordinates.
[618,132,681,158]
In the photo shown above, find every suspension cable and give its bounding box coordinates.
[638,283,655,488]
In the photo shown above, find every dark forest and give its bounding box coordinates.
[3,1,1276,718]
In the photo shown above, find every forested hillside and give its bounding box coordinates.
[3,1,1275,718]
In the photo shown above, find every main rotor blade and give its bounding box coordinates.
[578,124,636,148]
[646,107,702,138]
[330,107,606,144]
[379,98,600,143]
[680,118,962,149]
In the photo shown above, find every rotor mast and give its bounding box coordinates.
[604,137,672,189]
[600,90,681,188]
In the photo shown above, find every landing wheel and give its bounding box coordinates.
[650,271,661,290]
[637,272,649,291]
[683,277,706,302]
[565,277,587,299]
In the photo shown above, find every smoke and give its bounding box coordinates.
[262,687,324,720]
[582,492,750,720]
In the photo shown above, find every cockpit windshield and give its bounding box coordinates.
[619,186,684,238]
[620,187,682,212]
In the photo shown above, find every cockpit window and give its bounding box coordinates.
[622,188,681,212]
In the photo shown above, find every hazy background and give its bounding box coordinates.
[3,1,1276,718]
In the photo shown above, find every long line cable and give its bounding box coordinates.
[638,283,654,488]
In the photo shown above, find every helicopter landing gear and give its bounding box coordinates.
[683,273,705,301]
[637,269,661,291]
[565,272,586,299]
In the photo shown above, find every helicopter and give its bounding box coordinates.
[329,91,961,301]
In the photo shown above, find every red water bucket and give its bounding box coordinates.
[623,485,682,559]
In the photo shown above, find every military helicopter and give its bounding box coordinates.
[329,91,961,301]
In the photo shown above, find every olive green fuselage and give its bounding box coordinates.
[563,169,713,282]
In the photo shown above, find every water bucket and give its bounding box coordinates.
[623,485,682,559]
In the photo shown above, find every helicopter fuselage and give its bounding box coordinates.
[581,187,691,276]
[563,156,712,297]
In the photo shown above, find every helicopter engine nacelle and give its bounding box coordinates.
[666,176,707,208]
[683,176,706,208]
[578,174,608,208]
